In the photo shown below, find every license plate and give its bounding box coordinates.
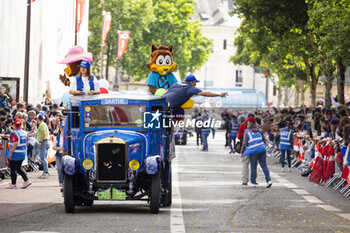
[98,188,126,200]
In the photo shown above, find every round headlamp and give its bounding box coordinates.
[129,160,140,171]
[82,159,94,170]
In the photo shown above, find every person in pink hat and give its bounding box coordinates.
[6,119,32,189]
[58,46,93,87]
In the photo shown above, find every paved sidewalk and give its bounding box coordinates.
[0,167,62,220]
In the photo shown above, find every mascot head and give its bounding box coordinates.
[58,46,93,86]
[146,44,177,75]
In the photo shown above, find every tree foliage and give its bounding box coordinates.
[231,0,350,106]
[88,0,212,81]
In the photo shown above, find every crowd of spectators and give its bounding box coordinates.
[0,99,66,184]
[0,101,65,136]
[217,104,350,186]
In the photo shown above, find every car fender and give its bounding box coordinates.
[62,155,76,176]
[145,155,161,175]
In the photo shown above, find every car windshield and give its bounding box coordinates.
[85,105,144,128]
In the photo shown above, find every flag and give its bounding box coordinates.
[341,166,350,184]
[118,31,130,58]
[76,0,86,33]
[309,147,324,184]
[102,12,112,45]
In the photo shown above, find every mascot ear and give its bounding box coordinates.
[167,44,173,53]
[151,44,158,53]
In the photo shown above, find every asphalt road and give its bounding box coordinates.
[1,131,350,233]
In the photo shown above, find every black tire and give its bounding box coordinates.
[150,172,161,214]
[64,175,75,213]
[162,165,172,207]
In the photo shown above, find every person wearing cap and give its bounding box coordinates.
[69,60,100,95]
[241,116,272,188]
[163,75,228,109]
[0,93,9,108]
[36,114,51,178]
[53,123,66,186]
[237,112,255,185]
[5,119,31,189]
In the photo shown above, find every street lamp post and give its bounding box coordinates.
[23,0,32,103]
[100,0,106,79]
[74,0,78,45]
[114,0,120,91]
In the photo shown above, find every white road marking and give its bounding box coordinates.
[336,213,350,220]
[171,161,186,233]
[173,198,248,205]
[177,164,241,168]
[20,232,60,233]
[292,189,310,195]
[316,204,341,212]
[283,183,298,188]
[302,195,324,204]
[177,171,241,175]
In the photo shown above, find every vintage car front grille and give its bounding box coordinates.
[96,143,127,182]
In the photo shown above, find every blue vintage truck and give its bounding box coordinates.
[61,93,173,213]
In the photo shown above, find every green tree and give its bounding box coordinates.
[230,0,326,106]
[308,0,350,105]
[88,0,212,82]
[88,0,154,80]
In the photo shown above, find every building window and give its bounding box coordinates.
[235,70,243,87]
[223,39,227,50]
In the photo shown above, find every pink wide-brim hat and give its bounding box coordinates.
[58,46,93,64]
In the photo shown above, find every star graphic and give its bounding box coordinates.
[150,110,161,122]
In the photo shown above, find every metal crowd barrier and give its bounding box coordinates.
[267,139,350,198]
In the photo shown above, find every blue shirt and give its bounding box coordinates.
[147,72,178,90]
[164,81,202,108]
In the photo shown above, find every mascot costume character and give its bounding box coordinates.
[146,44,178,94]
[146,44,194,121]
[58,46,93,86]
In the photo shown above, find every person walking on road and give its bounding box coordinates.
[228,114,239,154]
[241,117,272,188]
[201,114,210,151]
[194,113,203,146]
[237,112,254,185]
[37,114,51,178]
[6,119,32,189]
